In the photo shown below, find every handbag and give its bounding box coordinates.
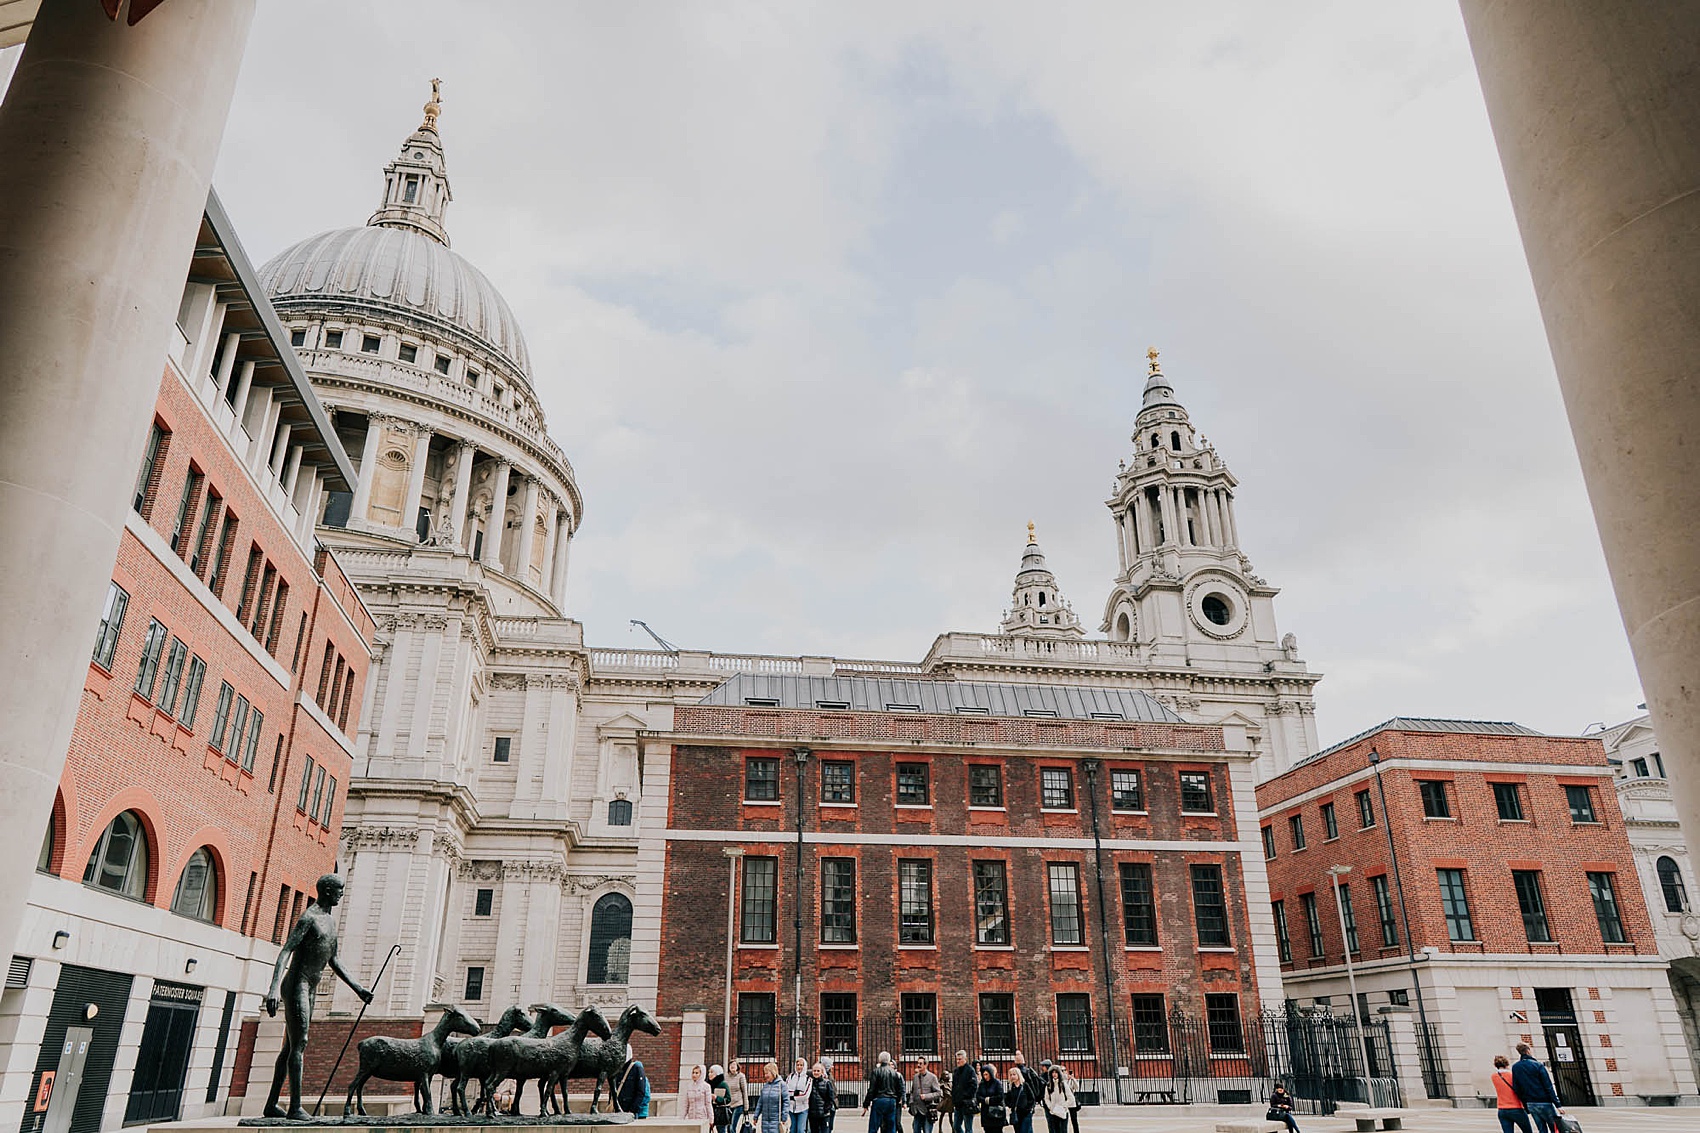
[1266,1110,1284,1122]
[1556,1117,1583,1133]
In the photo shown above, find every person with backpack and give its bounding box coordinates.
[616,1059,651,1119]
[949,1052,978,1133]
[1007,1054,1041,1133]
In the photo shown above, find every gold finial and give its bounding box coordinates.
[1027,521,1037,545]
[1146,346,1161,374]
[422,78,443,130]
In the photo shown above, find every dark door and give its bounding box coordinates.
[40,1027,93,1133]
[123,982,203,1124]
[1534,988,1596,1107]
[25,964,133,1133]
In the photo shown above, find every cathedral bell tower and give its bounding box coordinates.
[368,78,453,246]
[1001,523,1085,638]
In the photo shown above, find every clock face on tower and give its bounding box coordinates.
[1186,575,1250,639]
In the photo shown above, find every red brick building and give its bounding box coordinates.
[634,674,1281,1101]
[1256,718,1697,1107]
[0,193,373,1133]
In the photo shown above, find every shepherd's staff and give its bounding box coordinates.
[314,943,402,1116]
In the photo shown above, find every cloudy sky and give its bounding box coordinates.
[7,2,1647,743]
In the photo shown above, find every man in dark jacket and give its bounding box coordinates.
[1511,1043,1561,1133]
[949,1051,977,1133]
[863,1051,906,1133]
[616,1058,650,1119]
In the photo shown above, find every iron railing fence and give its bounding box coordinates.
[704,1009,1400,1115]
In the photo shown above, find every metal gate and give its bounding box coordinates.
[122,981,203,1125]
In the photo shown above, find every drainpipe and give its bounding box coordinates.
[1080,760,1124,1104]
[1369,749,1435,1094]
[793,747,810,1063]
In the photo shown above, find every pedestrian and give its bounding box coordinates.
[1040,1067,1072,1133]
[1057,1066,1080,1133]
[1511,1043,1563,1133]
[809,1061,839,1133]
[863,1050,906,1133]
[682,1064,715,1124]
[975,1066,1007,1133]
[712,1065,735,1133]
[787,1058,812,1133]
[950,1051,978,1133]
[1493,1054,1534,1133]
[1003,1062,1036,1133]
[907,1057,942,1133]
[756,1063,787,1133]
[1265,1084,1300,1133]
[822,1059,838,1133]
[616,1059,651,1119]
[728,1061,751,1133]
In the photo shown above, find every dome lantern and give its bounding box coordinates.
[368,79,453,247]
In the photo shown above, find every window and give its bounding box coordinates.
[1494,782,1525,821]
[403,176,419,203]
[1566,785,1598,823]
[1100,769,1142,813]
[83,811,147,900]
[737,993,775,1057]
[1512,870,1551,942]
[433,354,451,375]
[1356,789,1375,828]
[821,760,855,804]
[1056,994,1093,1053]
[169,468,202,554]
[1262,826,1276,859]
[821,993,858,1057]
[1179,771,1213,813]
[1272,901,1293,962]
[323,329,343,349]
[901,993,937,1055]
[1131,993,1169,1054]
[1205,994,1244,1053]
[896,763,929,805]
[1120,862,1158,946]
[289,328,306,348]
[1040,767,1075,810]
[360,334,381,354]
[92,582,129,668]
[821,858,856,943]
[157,638,188,716]
[321,774,336,823]
[1372,874,1398,948]
[227,695,249,765]
[296,755,315,813]
[1337,883,1359,954]
[1301,892,1323,957]
[1437,869,1474,941]
[474,888,494,917]
[1631,757,1649,777]
[171,848,217,922]
[132,421,166,514]
[310,764,326,820]
[586,893,633,984]
[1048,862,1083,945]
[899,859,934,944]
[607,798,634,826]
[1321,802,1339,840]
[467,367,480,386]
[1658,856,1689,913]
[1419,781,1451,818]
[208,509,236,593]
[1288,815,1306,851]
[134,618,168,699]
[745,757,780,801]
[244,707,263,772]
[1587,871,1626,943]
[209,682,234,751]
[493,736,511,763]
[740,856,777,943]
[972,860,1009,945]
[979,993,1015,1054]
[399,343,417,364]
[1191,864,1231,947]
[969,765,1003,807]
[464,966,484,1001]
[1655,752,1667,777]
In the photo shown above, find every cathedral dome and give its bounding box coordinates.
[258,224,531,381]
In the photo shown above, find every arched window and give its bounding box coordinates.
[586,893,633,985]
[1170,431,1182,452]
[1037,592,1046,608]
[1658,856,1689,913]
[1150,434,1160,450]
[171,848,218,922]
[83,811,148,900]
[37,815,54,874]
[608,799,634,826]
[1114,612,1131,642]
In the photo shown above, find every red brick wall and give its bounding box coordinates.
[1256,728,1656,968]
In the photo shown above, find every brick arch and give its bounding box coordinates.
[164,827,235,927]
[49,778,82,878]
[74,787,167,906]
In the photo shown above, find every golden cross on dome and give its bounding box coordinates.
[1146,346,1161,374]
[1027,521,1037,545]
[423,78,443,129]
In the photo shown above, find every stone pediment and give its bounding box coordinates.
[597,712,650,738]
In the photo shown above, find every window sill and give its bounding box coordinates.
[1050,945,1090,952]
[738,942,780,950]
[1124,945,1162,952]
[1423,816,1458,822]
[1040,808,1079,815]
[1322,836,1339,843]
[1572,820,1602,826]
[743,799,782,807]
[820,802,858,809]
[898,944,937,950]
[974,944,1015,951]
[1111,810,1149,817]
[1197,947,1236,954]
[819,943,859,950]
[895,804,933,811]
[1182,811,1219,818]
[969,806,1007,814]
[1498,818,1530,824]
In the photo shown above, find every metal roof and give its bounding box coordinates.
[699,673,1186,724]
[1311,716,1543,761]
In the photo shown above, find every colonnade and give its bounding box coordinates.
[1119,484,1239,563]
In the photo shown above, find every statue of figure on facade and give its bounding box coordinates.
[263,874,373,1120]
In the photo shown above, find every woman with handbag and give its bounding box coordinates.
[1494,1055,1534,1133]
[1265,1084,1299,1133]
[1040,1068,1073,1133]
[975,1066,1006,1133]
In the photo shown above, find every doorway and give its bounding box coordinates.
[123,981,203,1124]
[1534,987,1596,1107]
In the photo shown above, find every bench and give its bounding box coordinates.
[1340,1108,1414,1131]
[1213,1123,1285,1133]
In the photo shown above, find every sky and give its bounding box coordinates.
[3,2,1648,744]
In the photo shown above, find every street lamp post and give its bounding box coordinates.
[723,846,746,1069]
[1368,748,1437,1095]
[1327,865,1374,1101]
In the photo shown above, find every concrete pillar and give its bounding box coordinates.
[350,413,384,521]
[1460,3,1700,850]
[282,444,304,497]
[448,440,476,551]
[514,475,540,585]
[0,0,256,959]
[268,421,293,475]
[402,426,433,538]
[213,330,241,397]
[229,359,256,420]
[482,460,511,569]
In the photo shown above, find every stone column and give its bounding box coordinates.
[0,0,256,959]
[1158,485,1177,546]
[548,510,572,607]
[482,460,511,569]
[1132,494,1153,555]
[1459,3,1700,856]
[514,475,540,585]
[448,440,476,551]
[349,413,384,522]
[402,426,433,538]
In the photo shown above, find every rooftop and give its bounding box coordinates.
[699,672,1185,723]
[1310,716,1544,762]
